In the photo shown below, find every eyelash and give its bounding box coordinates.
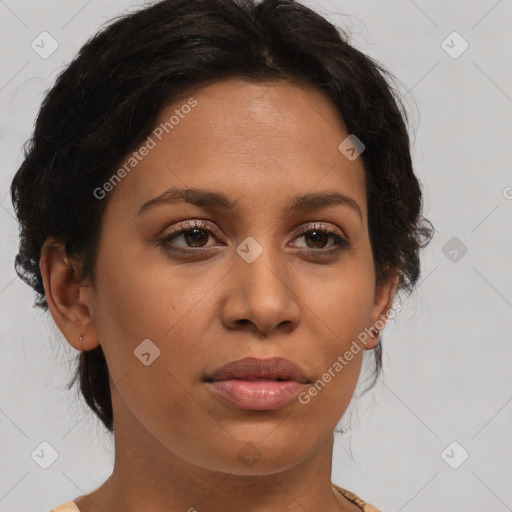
[157,220,349,257]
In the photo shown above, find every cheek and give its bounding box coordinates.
[295,257,375,406]
[91,258,214,438]
[91,251,224,379]
[300,259,376,340]
[296,354,363,437]
[295,285,368,427]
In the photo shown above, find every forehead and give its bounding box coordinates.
[105,78,367,219]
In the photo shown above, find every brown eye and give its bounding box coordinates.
[303,229,331,249]
[159,220,219,251]
[292,223,349,253]
[181,228,210,247]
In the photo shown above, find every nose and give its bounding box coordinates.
[220,241,301,335]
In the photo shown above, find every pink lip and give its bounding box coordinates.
[203,356,310,410]
[207,379,306,410]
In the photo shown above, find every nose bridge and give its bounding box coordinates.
[225,233,300,333]
[238,235,285,295]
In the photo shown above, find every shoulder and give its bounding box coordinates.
[332,483,384,512]
[49,501,81,512]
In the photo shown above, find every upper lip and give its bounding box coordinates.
[204,357,310,384]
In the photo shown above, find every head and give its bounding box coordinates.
[11,0,432,473]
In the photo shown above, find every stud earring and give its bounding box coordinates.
[79,335,83,349]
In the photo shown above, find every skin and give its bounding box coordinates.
[41,78,398,512]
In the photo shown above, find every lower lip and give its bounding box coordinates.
[206,379,306,410]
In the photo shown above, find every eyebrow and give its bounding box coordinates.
[136,186,363,221]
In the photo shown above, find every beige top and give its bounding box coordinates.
[50,484,382,511]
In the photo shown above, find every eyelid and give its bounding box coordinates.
[293,222,345,239]
[165,219,218,236]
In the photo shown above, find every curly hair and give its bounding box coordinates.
[10,0,433,433]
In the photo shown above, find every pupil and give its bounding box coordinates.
[308,230,328,248]
[185,228,208,247]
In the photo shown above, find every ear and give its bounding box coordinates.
[39,237,100,352]
[365,267,400,350]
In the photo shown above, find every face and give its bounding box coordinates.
[46,78,396,476]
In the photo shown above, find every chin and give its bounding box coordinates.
[187,438,311,476]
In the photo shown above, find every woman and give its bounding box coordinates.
[10,0,433,510]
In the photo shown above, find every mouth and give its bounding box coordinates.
[203,357,310,410]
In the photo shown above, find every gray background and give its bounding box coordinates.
[1,1,511,511]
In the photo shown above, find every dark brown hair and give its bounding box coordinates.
[10,0,433,433]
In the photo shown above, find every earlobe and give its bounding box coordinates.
[39,237,100,352]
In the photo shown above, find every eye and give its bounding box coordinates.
[159,220,219,251]
[291,223,349,254]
